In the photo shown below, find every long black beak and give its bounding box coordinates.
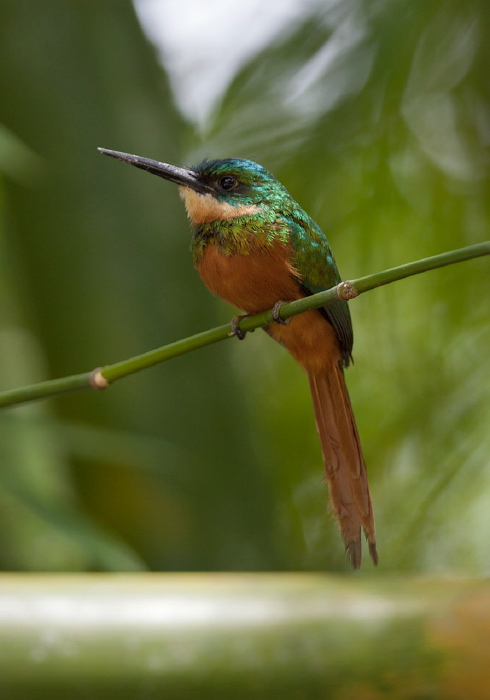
[98,148,213,195]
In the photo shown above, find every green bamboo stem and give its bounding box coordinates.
[0,573,488,699]
[0,242,488,409]
[0,372,95,407]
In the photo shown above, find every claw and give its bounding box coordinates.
[229,315,247,340]
[272,300,291,326]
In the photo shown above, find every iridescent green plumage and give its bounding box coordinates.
[189,158,353,365]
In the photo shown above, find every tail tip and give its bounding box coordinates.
[345,540,362,570]
[345,539,379,569]
[369,541,379,566]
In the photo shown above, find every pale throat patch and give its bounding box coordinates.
[179,187,261,224]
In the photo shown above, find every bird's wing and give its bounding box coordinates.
[287,215,353,366]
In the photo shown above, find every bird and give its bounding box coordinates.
[99,147,378,569]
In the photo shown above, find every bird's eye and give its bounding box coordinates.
[219,175,238,191]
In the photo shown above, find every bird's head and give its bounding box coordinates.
[98,149,291,224]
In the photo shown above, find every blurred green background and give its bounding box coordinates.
[0,0,488,573]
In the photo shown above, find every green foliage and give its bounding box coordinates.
[0,0,488,572]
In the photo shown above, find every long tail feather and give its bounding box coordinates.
[308,365,377,569]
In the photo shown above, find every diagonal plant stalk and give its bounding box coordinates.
[0,242,488,409]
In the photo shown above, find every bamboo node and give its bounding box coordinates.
[337,281,358,301]
[90,368,109,390]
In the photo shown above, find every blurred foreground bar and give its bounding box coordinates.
[0,574,488,699]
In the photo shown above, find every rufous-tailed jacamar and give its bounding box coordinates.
[99,148,377,569]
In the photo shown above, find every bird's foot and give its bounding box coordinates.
[229,314,254,340]
[271,300,291,326]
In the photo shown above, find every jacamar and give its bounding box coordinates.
[99,148,378,569]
